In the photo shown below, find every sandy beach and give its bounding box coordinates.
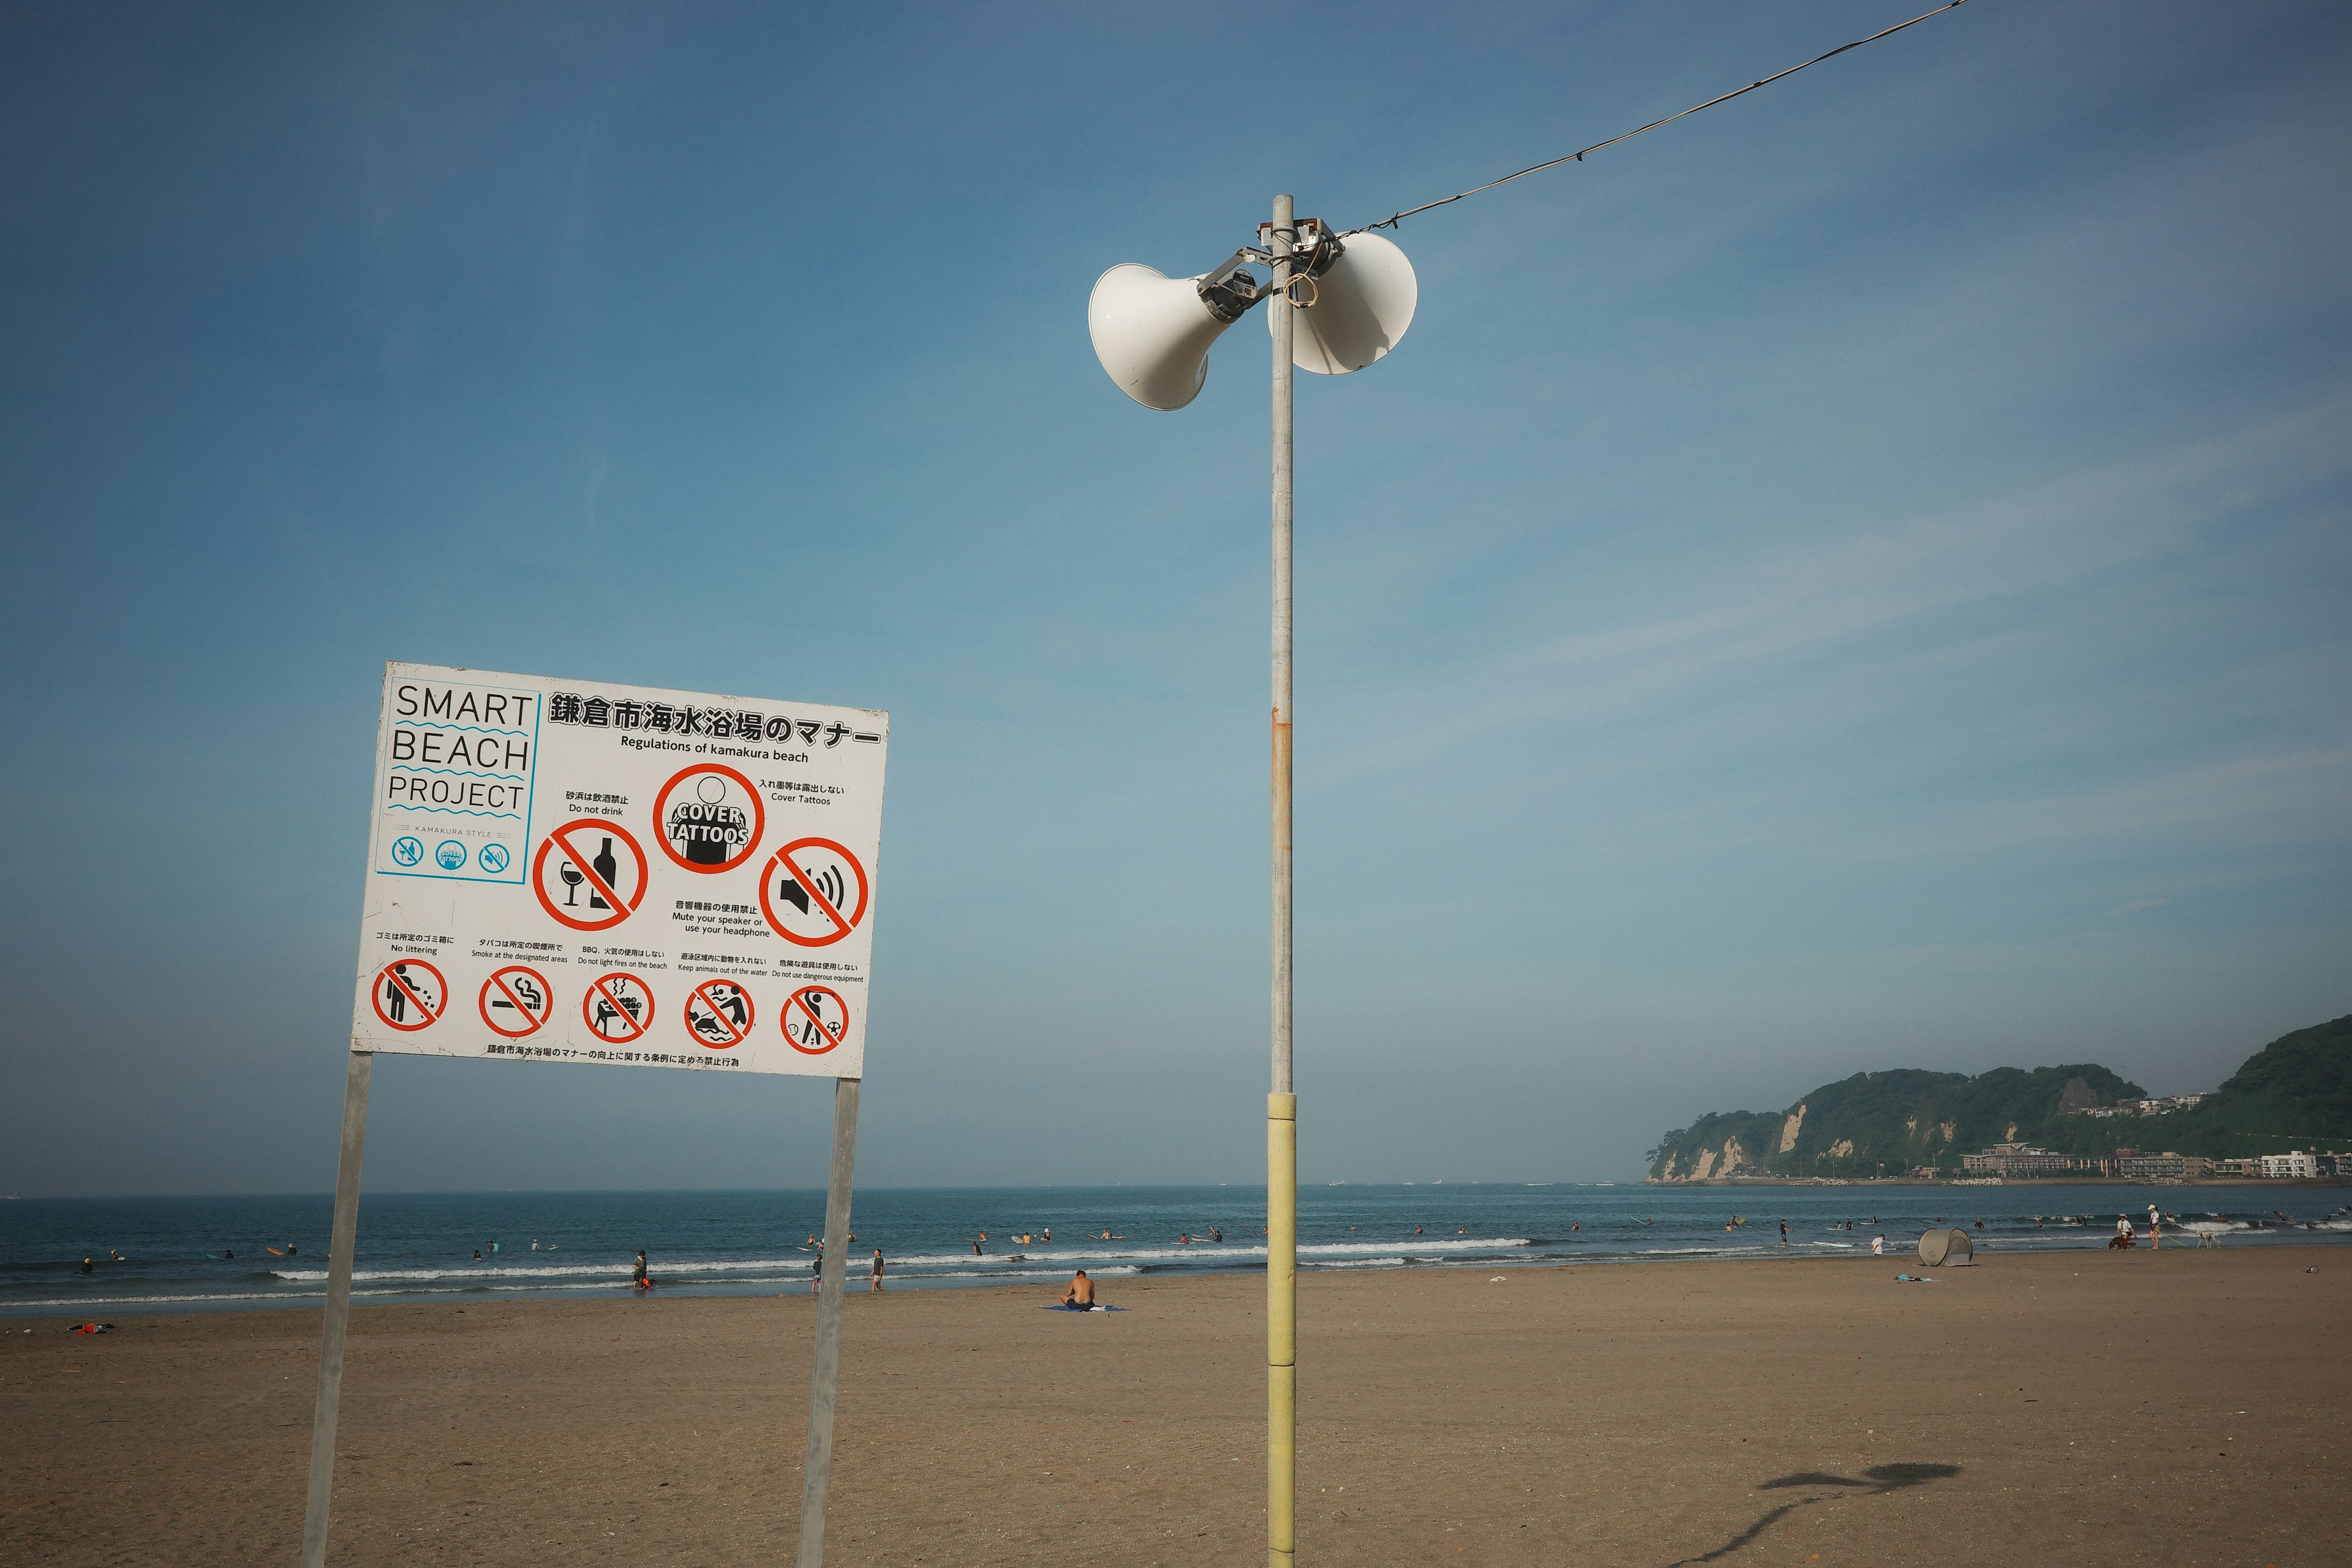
[4,1246,2345,1566]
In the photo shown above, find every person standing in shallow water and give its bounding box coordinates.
[870,1248,886,1292]
[633,1251,649,1289]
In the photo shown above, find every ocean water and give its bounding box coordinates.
[5,1183,2348,1317]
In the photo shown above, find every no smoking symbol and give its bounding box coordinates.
[371,959,446,1033]
[684,978,755,1050]
[782,984,850,1055]
[478,965,553,1039]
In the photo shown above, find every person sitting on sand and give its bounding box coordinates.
[1060,1270,1097,1311]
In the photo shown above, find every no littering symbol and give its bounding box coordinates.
[684,978,755,1049]
[782,984,850,1055]
[758,837,869,948]
[371,960,446,1033]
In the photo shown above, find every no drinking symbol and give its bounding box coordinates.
[532,817,649,933]
[655,764,765,875]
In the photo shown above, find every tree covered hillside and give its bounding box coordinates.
[1648,1063,2144,1180]
[1647,1014,2352,1180]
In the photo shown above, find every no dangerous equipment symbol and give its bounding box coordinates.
[583,971,655,1042]
[478,965,554,1038]
[758,837,869,947]
[532,817,649,932]
[782,984,850,1055]
[684,978,755,1049]
[655,764,765,875]
[371,960,447,1033]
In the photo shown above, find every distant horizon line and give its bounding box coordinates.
[0,1180,1639,1202]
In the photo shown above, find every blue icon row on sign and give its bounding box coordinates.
[389,835,510,874]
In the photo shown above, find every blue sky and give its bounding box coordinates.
[2,2,2346,1195]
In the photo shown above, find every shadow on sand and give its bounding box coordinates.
[1667,1462,1961,1564]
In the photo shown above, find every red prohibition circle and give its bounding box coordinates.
[652,763,767,875]
[478,965,555,1039]
[684,977,756,1050]
[532,817,650,932]
[782,984,851,1055]
[369,959,448,1033]
[581,970,656,1043]
[756,837,871,948]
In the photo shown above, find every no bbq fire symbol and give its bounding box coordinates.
[582,971,655,1042]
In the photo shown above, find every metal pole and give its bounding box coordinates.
[796,1076,862,1568]
[300,1049,374,1568]
[1267,190,1298,1568]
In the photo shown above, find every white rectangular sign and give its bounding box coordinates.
[349,662,888,1077]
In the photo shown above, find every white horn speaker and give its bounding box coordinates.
[1277,230,1417,375]
[1088,263,1239,412]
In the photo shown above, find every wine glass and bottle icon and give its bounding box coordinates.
[557,838,621,910]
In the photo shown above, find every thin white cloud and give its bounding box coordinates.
[1317,390,2352,783]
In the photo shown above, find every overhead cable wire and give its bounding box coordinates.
[1344,0,1972,236]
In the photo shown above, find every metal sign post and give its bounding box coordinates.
[796,1076,862,1568]
[299,1049,374,1568]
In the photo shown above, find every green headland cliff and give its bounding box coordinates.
[1646,1013,2352,1181]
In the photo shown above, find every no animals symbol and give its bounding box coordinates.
[684,978,755,1050]
[371,960,446,1033]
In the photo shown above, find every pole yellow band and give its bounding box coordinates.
[1267,1101,1297,1368]
[1268,1362,1295,1552]
[1267,1094,1297,1562]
